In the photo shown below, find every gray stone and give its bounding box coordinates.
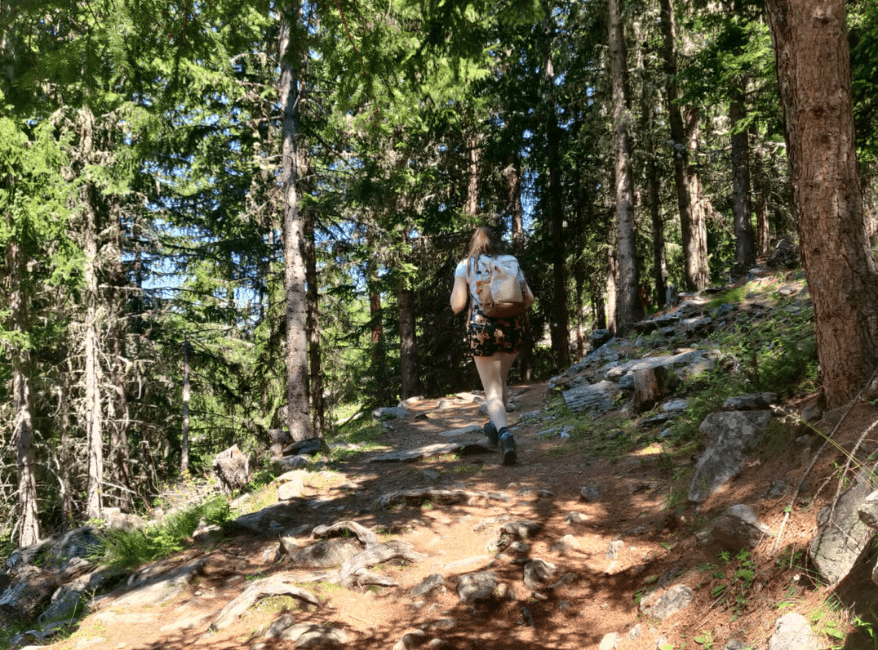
[858,489,878,530]
[688,410,773,503]
[50,528,103,566]
[551,535,579,556]
[768,613,820,649]
[392,630,430,650]
[523,559,557,588]
[810,475,875,585]
[501,521,542,539]
[563,381,618,414]
[457,571,499,604]
[278,622,347,647]
[0,566,58,624]
[606,540,624,559]
[711,504,773,552]
[369,441,493,463]
[38,584,86,625]
[722,392,778,411]
[410,574,447,598]
[372,406,409,420]
[663,399,689,413]
[438,425,482,438]
[565,512,589,525]
[288,539,362,569]
[114,558,207,609]
[604,349,714,382]
[639,584,694,620]
[212,445,250,494]
[580,484,600,502]
[282,437,330,457]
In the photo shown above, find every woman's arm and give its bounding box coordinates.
[450,273,469,314]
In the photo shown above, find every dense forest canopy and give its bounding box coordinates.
[1,0,877,545]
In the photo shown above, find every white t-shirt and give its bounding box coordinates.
[455,254,526,307]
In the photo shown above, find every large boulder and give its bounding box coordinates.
[810,474,876,586]
[212,445,250,494]
[688,410,773,503]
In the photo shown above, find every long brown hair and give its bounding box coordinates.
[466,226,505,260]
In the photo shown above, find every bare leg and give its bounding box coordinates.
[473,352,519,431]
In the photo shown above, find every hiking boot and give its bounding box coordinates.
[498,427,517,466]
[484,421,499,447]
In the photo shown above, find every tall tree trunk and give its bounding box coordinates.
[544,40,570,369]
[506,152,524,244]
[465,133,481,217]
[751,124,772,257]
[641,83,667,307]
[605,241,618,334]
[108,209,132,508]
[505,151,533,381]
[58,361,75,525]
[9,239,40,546]
[608,0,642,332]
[659,0,709,290]
[397,275,420,400]
[279,0,311,441]
[730,80,756,269]
[304,205,324,436]
[366,230,389,403]
[82,109,104,520]
[181,333,190,474]
[765,0,878,407]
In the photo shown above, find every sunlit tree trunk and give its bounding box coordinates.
[397,275,420,400]
[660,0,709,290]
[81,109,104,520]
[608,0,641,332]
[279,0,311,441]
[730,76,756,269]
[108,207,132,508]
[544,32,570,368]
[765,0,878,407]
[465,132,481,217]
[751,124,772,256]
[304,205,324,436]
[181,333,190,473]
[9,238,40,546]
[505,150,533,380]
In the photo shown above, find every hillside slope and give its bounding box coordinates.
[6,268,878,650]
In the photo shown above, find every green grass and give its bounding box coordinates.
[92,496,231,569]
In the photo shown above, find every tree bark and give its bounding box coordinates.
[641,81,666,308]
[304,205,324,436]
[608,0,642,332]
[751,123,772,257]
[730,77,756,269]
[279,0,311,442]
[765,0,878,407]
[181,333,191,474]
[659,0,708,290]
[505,151,533,380]
[81,108,104,520]
[9,239,40,546]
[465,133,481,217]
[544,36,570,369]
[397,274,420,400]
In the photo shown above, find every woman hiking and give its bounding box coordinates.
[450,226,534,465]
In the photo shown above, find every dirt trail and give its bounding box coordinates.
[41,379,860,650]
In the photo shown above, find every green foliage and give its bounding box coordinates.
[93,497,231,569]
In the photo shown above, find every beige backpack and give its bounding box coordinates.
[469,254,527,318]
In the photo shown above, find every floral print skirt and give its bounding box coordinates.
[468,305,525,357]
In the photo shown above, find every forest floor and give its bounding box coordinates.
[37,358,878,649]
